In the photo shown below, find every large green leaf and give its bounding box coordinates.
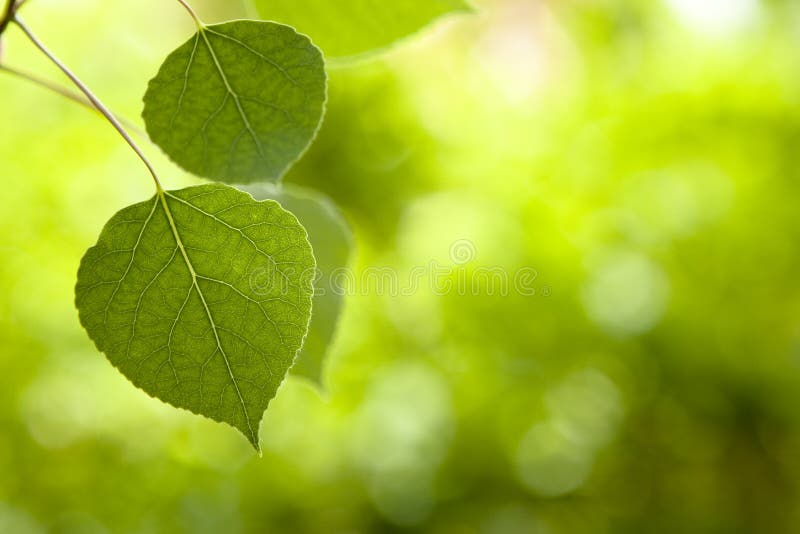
[251,0,472,60]
[245,184,353,387]
[75,184,315,450]
[142,20,327,184]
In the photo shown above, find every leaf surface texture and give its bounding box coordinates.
[143,21,326,183]
[75,184,315,449]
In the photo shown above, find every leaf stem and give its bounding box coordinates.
[13,16,164,192]
[176,0,203,30]
[0,63,147,138]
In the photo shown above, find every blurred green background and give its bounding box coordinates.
[3,0,800,532]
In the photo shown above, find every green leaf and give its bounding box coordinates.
[251,0,473,60]
[245,184,353,387]
[75,183,315,451]
[142,20,327,184]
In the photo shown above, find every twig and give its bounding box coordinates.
[0,0,16,37]
[13,16,163,191]
[0,63,148,138]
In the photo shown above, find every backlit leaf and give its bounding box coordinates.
[75,183,315,450]
[245,183,353,387]
[251,0,472,60]
[142,20,327,184]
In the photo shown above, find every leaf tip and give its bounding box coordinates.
[242,426,262,455]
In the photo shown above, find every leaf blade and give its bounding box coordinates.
[245,184,353,387]
[142,20,327,184]
[251,0,473,60]
[75,184,315,450]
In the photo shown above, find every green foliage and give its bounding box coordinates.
[251,0,472,60]
[69,0,469,446]
[6,0,800,532]
[74,184,315,450]
[0,0,476,459]
[142,20,326,184]
[245,183,353,386]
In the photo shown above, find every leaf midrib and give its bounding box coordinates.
[156,189,258,447]
[198,28,267,164]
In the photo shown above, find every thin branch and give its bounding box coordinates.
[0,0,16,37]
[13,16,163,191]
[0,63,147,138]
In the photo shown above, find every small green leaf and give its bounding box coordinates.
[245,184,353,387]
[142,20,327,184]
[75,184,315,450]
[251,0,473,60]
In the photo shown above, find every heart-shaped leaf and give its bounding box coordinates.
[75,183,315,450]
[142,21,327,184]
